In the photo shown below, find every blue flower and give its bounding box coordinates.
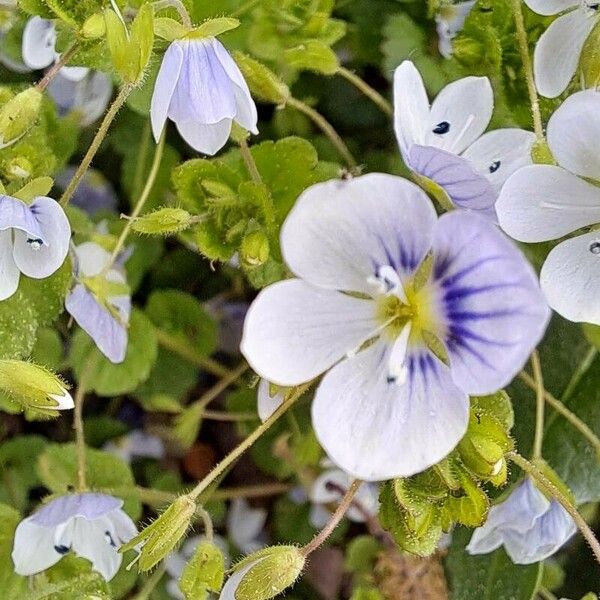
[467,478,576,564]
[151,36,258,155]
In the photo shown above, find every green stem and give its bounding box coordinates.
[190,362,248,412]
[508,452,600,566]
[538,588,557,600]
[74,358,97,492]
[201,409,257,421]
[152,0,192,27]
[131,121,152,202]
[60,85,134,207]
[154,327,231,377]
[188,383,311,501]
[510,0,544,140]
[531,351,545,459]
[238,138,263,183]
[301,479,361,556]
[105,130,166,271]
[197,506,214,542]
[287,96,358,169]
[561,346,598,404]
[132,565,166,600]
[337,67,393,116]
[36,43,79,92]
[518,370,600,455]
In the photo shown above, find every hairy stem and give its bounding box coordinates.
[287,97,358,169]
[36,43,79,92]
[190,362,248,412]
[60,85,134,207]
[73,358,97,491]
[508,452,600,566]
[510,0,544,139]
[531,351,545,459]
[132,565,166,600]
[301,480,361,556]
[201,409,257,421]
[561,346,598,404]
[152,0,192,27]
[337,67,393,116]
[188,383,311,501]
[197,506,214,542]
[239,138,263,183]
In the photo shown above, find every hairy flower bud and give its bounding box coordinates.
[0,87,42,149]
[241,230,270,267]
[130,208,194,236]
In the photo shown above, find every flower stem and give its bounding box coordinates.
[152,0,192,27]
[301,479,361,556]
[561,346,598,404]
[132,120,152,201]
[337,67,393,117]
[518,370,600,455]
[197,506,214,542]
[132,565,166,600]
[73,357,97,492]
[105,130,166,271]
[286,96,358,169]
[35,43,79,92]
[539,588,558,600]
[238,138,263,184]
[508,451,600,566]
[190,361,248,412]
[60,84,134,207]
[153,327,231,377]
[201,409,257,421]
[531,351,545,459]
[188,383,311,501]
[510,0,544,140]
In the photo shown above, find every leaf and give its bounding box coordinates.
[445,528,542,600]
[37,443,141,519]
[69,309,158,396]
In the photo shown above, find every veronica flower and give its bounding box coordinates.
[22,16,88,81]
[524,0,600,98]
[394,61,535,218]
[241,174,549,481]
[65,241,131,363]
[496,90,600,324]
[436,1,476,59]
[467,478,576,564]
[47,70,113,126]
[151,36,258,155]
[226,498,268,555]
[0,194,70,301]
[11,493,138,581]
[103,430,165,463]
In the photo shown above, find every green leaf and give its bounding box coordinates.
[187,17,239,39]
[69,309,158,396]
[284,40,340,75]
[37,443,141,519]
[154,17,188,41]
[445,528,542,600]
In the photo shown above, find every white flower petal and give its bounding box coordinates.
[425,76,493,154]
[176,118,233,155]
[533,9,596,98]
[308,504,331,529]
[241,279,378,386]
[257,379,284,422]
[227,499,267,552]
[58,65,89,82]
[312,341,469,481]
[0,229,20,300]
[541,231,600,324]
[22,16,57,70]
[310,469,354,505]
[281,173,436,295]
[74,241,111,276]
[150,41,185,141]
[461,128,536,192]
[49,387,74,410]
[524,0,577,16]
[12,518,64,575]
[497,165,600,242]
[70,518,122,581]
[547,89,600,179]
[219,561,261,600]
[12,197,70,279]
[393,61,430,158]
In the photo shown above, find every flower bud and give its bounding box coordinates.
[0,88,42,149]
[3,157,33,180]
[179,540,225,598]
[130,208,194,235]
[120,494,196,571]
[81,13,106,39]
[221,546,305,600]
[452,36,485,66]
[232,52,290,105]
[0,359,73,414]
[241,230,269,267]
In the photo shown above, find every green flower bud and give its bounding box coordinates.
[3,156,33,180]
[0,88,42,149]
[223,546,305,600]
[120,495,196,571]
[179,541,225,599]
[81,13,106,39]
[452,36,485,66]
[241,230,270,267]
[130,208,194,236]
[0,359,73,414]
[232,52,290,105]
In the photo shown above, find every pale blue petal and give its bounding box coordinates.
[0,194,45,240]
[176,118,232,155]
[30,494,123,527]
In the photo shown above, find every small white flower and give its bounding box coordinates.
[11,493,138,581]
[496,89,600,324]
[525,0,600,98]
[436,1,476,59]
[467,478,576,564]
[103,430,165,463]
[226,498,267,554]
[394,61,535,217]
[0,194,71,301]
[151,36,258,155]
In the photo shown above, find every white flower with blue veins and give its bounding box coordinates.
[497,89,600,325]
[11,493,138,581]
[394,61,536,219]
[0,194,70,301]
[524,0,600,98]
[241,173,550,481]
[151,36,258,155]
[226,498,268,555]
[467,478,576,564]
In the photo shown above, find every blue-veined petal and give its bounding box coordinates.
[0,194,45,240]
